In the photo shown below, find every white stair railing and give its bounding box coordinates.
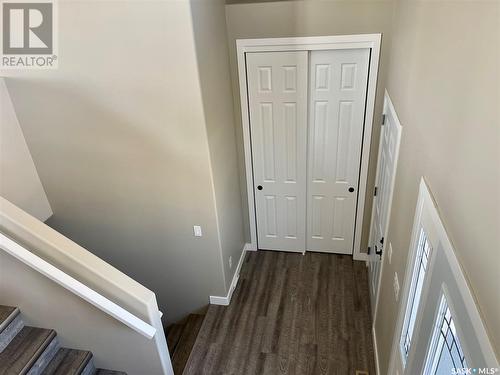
[0,232,156,339]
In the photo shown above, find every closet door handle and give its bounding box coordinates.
[257,185,263,191]
[348,187,355,193]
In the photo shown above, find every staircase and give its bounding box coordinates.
[0,305,126,374]
[166,313,205,375]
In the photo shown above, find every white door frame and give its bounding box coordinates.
[387,178,499,373]
[236,34,381,260]
[369,90,403,320]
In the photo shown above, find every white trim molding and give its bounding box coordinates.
[387,178,499,373]
[0,233,157,339]
[210,244,248,306]
[244,242,257,252]
[236,34,381,260]
[372,325,381,375]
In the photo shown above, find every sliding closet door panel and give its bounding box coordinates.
[307,49,370,254]
[247,51,308,252]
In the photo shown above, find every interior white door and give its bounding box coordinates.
[246,51,308,252]
[307,49,370,254]
[368,94,402,317]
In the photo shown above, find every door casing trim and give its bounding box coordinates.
[368,90,403,322]
[236,34,382,259]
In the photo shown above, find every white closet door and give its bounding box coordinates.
[247,51,308,252]
[307,49,370,254]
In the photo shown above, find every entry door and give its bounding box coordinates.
[246,51,308,252]
[307,49,370,253]
[404,247,497,375]
[368,94,402,316]
[391,181,498,375]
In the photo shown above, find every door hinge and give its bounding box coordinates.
[375,244,383,257]
[374,186,378,196]
[367,246,372,255]
[382,114,386,125]
[380,237,384,245]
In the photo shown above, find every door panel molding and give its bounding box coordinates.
[247,51,308,252]
[368,91,403,320]
[237,34,381,259]
[307,49,370,254]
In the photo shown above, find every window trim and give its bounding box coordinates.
[387,178,498,374]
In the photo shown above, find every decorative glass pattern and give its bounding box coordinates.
[427,296,468,374]
[400,227,432,364]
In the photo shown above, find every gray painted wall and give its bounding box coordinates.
[0,78,52,221]
[374,1,500,371]
[190,0,246,292]
[3,0,237,324]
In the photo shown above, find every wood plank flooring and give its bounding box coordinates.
[171,314,205,374]
[184,251,376,375]
[41,348,92,374]
[0,326,56,374]
[0,306,16,327]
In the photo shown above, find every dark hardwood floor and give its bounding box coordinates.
[184,250,376,375]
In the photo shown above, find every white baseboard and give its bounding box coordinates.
[244,242,257,251]
[209,244,248,306]
[372,325,380,375]
[354,250,369,262]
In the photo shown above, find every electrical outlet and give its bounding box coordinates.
[229,256,233,269]
[388,242,393,264]
[393,272,400,301]
[193,225,202,237]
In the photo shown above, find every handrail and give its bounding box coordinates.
[0,232,156,339]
